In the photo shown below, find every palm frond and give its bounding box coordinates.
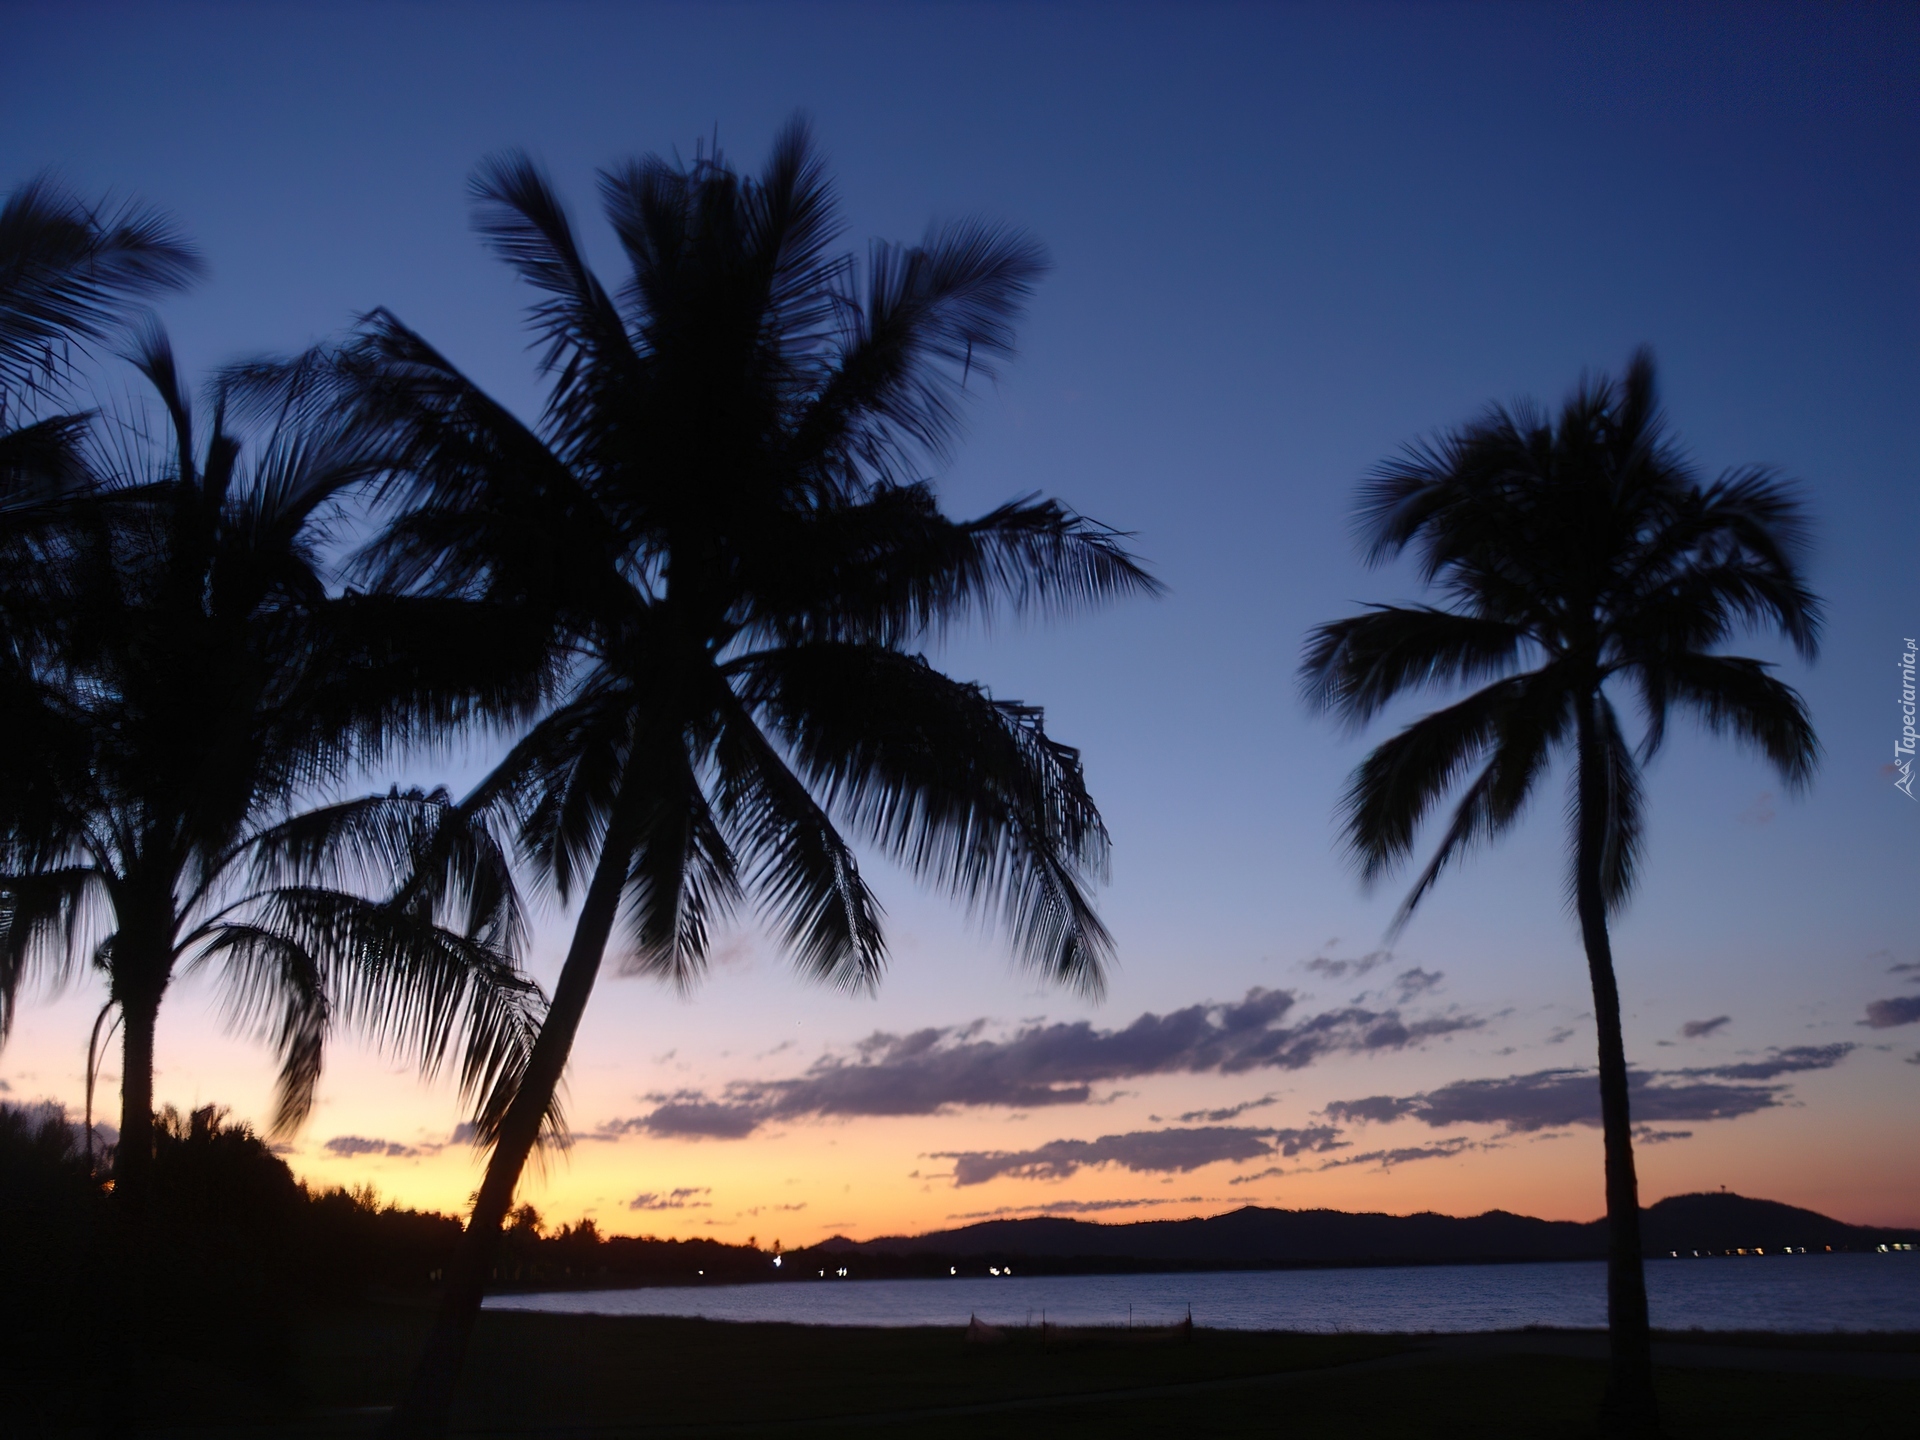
[1383,671,1572,930]
[470,151,637,440]
[0,176,202,397]
[1639,652,1818,788]
[195,886,547,1139]
[0,866,103,1042]
[1580,693,1644,915]
[743,642,1111,993]
[754,487,1159,645]
[1301,605,1528,726]
[616,734,741,989]
[709,678,885,990]
[795,219,1047,481]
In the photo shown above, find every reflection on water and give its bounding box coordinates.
[489,1251,1920,1333]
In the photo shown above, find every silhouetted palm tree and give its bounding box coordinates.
[1301,350,1819,1437]
[0,328,550,1213]
[296,120,1156,1436]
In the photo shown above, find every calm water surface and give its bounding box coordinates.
[489,1251,1919,1333]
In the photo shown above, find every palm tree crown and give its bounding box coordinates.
[1303,348,1819,919]
[334,119,1157,995]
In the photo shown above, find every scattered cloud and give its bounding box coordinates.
[935,1124,1344,1187]
[323,1135,425,1158]
[1666,1045,1853,1081]
[1633,1128,1693,1144]
[1316,1137,1478,1171]
[947,1196,1211,1219]
[609,1095,765,1139]
[1391,968,1444,1002]
[1681,1016,1731,1039]
[1325,1045,1855,1135]
[629,1187,712,1211]
[1226,1167,1289,1186]
[1544,1027,1576,1045]
[449,1122,478,1145]
[1305,950,1392,980]
[1177,1094,1279,1123]
[1863,997,1920,1029]
[595,989,1480,1140]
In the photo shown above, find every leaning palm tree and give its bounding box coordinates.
[289,119,1156,1436]
[0,328,552,1213]
[1301,350,1819,1437]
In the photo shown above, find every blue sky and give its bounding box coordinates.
[4,2,1916,1235]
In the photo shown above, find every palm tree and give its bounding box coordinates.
[0,328,552,1214]
[291,119,1157,1437]
[1301,350,1819,1437]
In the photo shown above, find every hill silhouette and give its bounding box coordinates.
[798,1193,1916,1276]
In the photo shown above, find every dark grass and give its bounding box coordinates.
[253,1305,1920,1439]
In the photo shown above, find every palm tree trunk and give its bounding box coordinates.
[105,970,165,1436]
[382,788,642,1440]
[113,982,162,1213]
[1575,698,1661,1438]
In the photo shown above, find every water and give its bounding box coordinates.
[488,1251,1920,1334]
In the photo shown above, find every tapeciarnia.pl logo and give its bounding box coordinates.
[1898,638,1917,800]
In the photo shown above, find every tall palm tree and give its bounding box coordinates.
[1301,350,1819,1437]
[0,328,552,1213]
[292,119,1157,1436]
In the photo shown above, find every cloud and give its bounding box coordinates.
[1391,968,1444,1002]
[946,1196,1211,1219]
[611,1095,766,1139]
[1667,1044,1854,1081]
[936,1124,1344,1187]
[597,989,1481,1140]
[1177,1094,1279,1123]
[1681,1016,1731,1039]
[449,1122,479,1145]
[323,1135,424,1158]
[1226,1167,1289,1186]
[1863,997,1920,1029]
[1325,1045,1855,1135]
[1305,951,1392,980]
[1633,1127,1693,1144]
[629,1187,712,1211]
[1316,1137,1477,1170]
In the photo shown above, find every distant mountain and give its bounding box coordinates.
[794,1194,1916,1276]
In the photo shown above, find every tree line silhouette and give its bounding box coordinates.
[2,119,1818,1440]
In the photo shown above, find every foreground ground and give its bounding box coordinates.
[145,1306,1920,1437]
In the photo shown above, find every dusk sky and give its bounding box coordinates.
[4,2,1916,1242]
